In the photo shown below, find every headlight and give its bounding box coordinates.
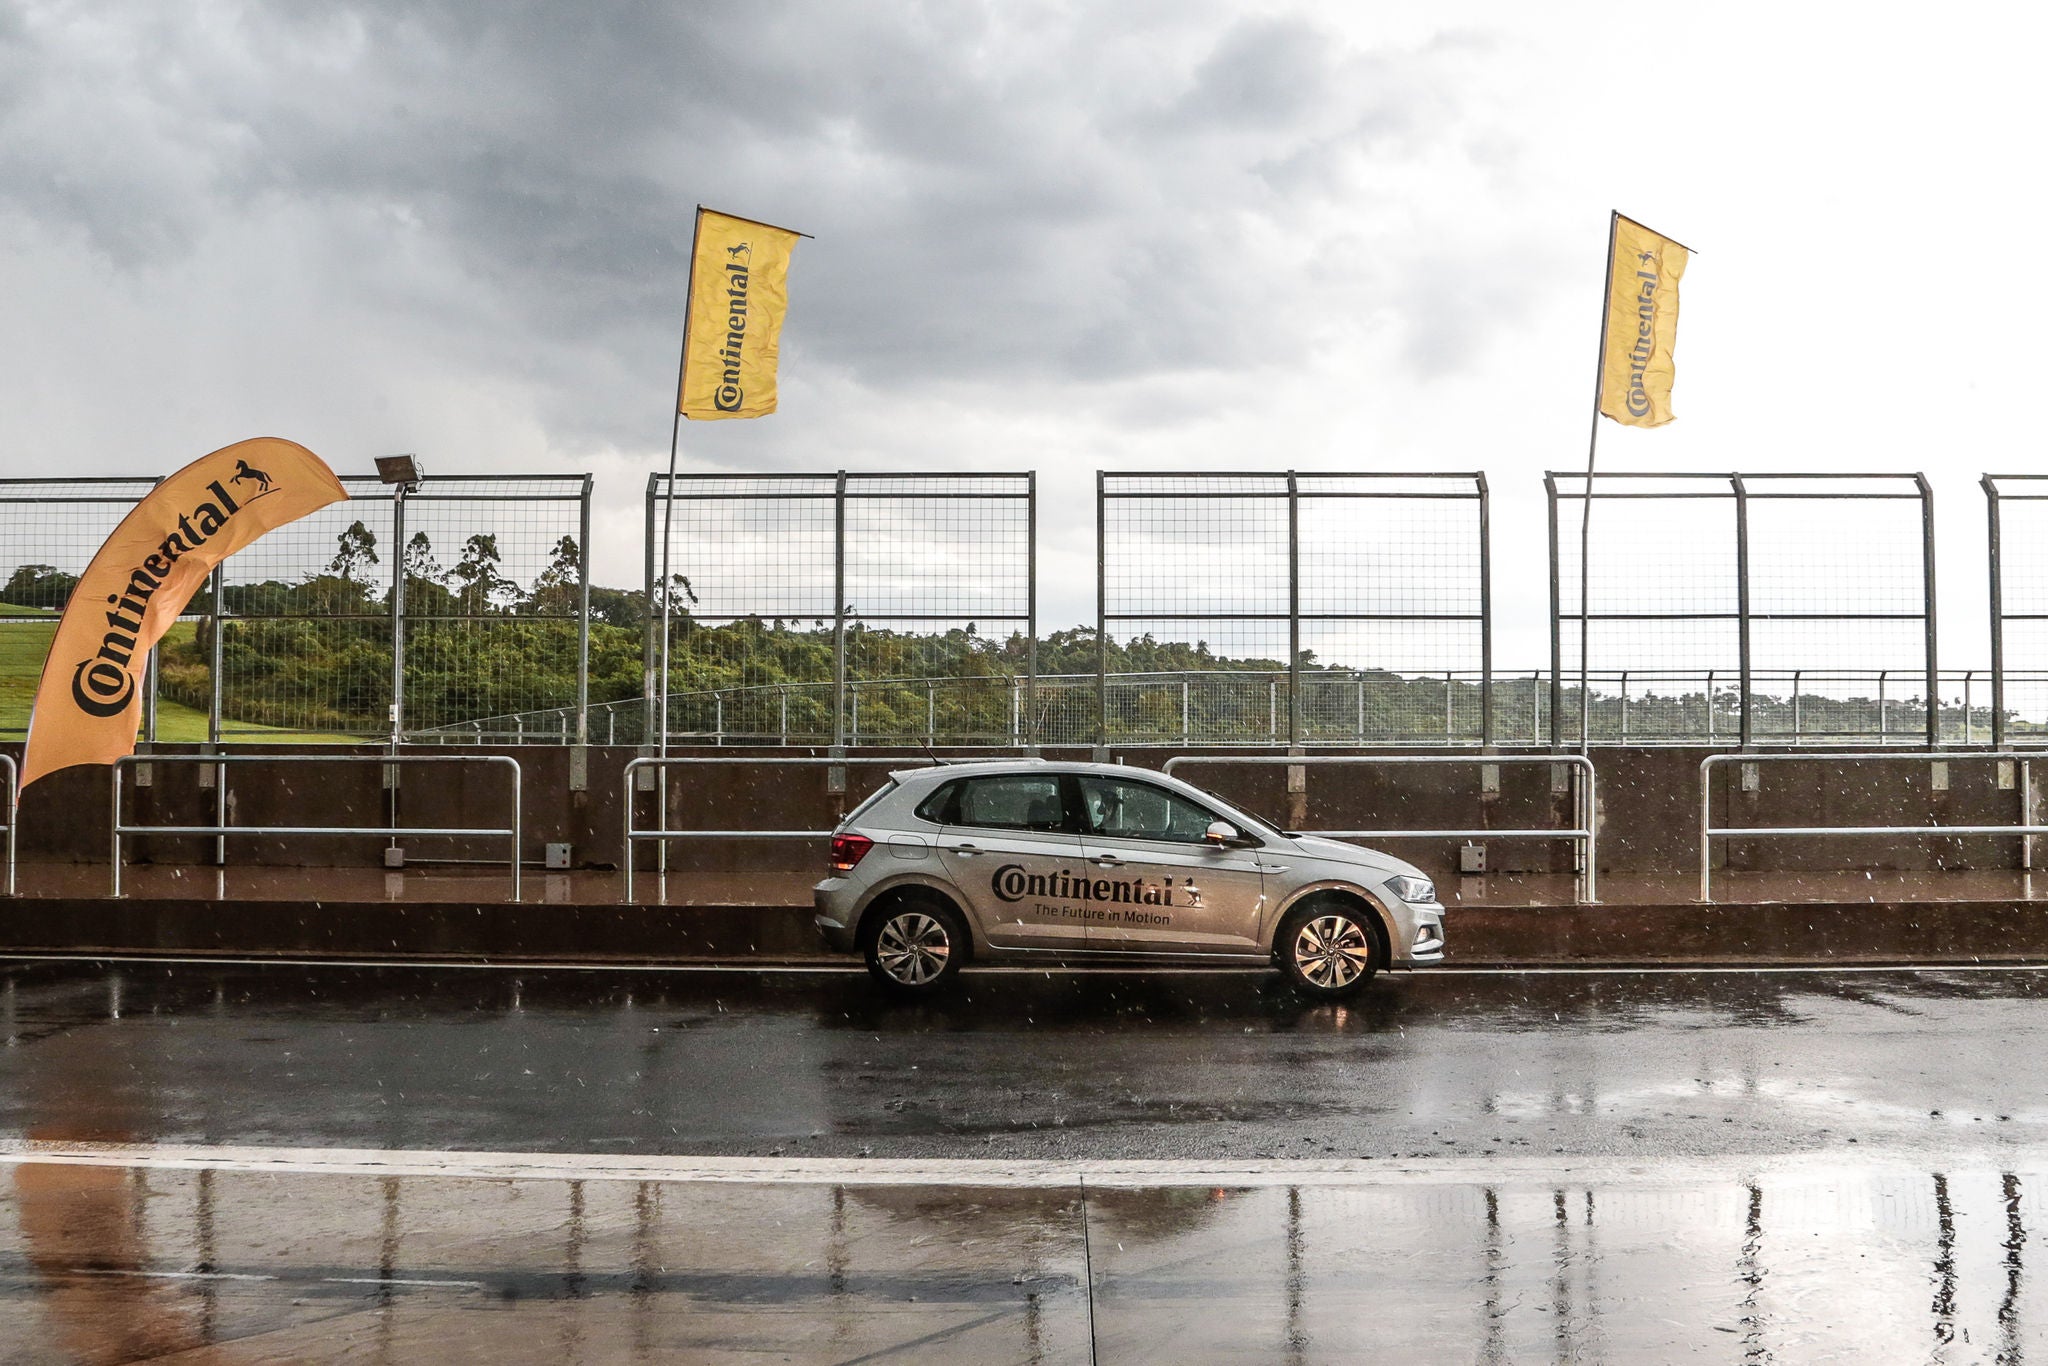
[1385,874,1437,905]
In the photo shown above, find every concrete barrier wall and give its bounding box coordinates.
[9,743,2042,880]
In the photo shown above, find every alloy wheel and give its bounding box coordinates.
[1293,913,1373,989]
[874,912,952,986]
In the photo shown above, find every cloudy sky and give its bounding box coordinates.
[3,1,2039,668]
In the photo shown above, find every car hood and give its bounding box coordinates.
[1277,835,1427,879]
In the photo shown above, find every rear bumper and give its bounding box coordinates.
[813,882,859,953]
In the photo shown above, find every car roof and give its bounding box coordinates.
[887,759,1197,787]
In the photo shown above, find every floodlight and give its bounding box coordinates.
[375,454,425,489]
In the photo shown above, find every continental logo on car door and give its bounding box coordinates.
[990,864,1193,924]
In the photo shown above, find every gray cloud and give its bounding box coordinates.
[0,0,1527,456]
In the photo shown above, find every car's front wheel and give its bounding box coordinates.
[861,894,969,993]
[1276,898,1383,999]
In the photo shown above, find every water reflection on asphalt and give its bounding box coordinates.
[1,1155,2041,1363]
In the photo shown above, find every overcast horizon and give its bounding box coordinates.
[5,1,2041,672]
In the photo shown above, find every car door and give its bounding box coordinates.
[930,772,1090,951]
[1072,773,1269,955]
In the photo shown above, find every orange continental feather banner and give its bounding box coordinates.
[22,437,347,788]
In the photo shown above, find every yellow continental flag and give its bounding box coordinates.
[678,207,803,420]
[1598,214,1690,428]
[22,437,346,788]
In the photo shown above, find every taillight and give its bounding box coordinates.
[829,833,874,873]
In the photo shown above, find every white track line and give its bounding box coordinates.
[1,953,2043,976]
[1,1141,2044,1190]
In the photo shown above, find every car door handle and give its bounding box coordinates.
[1093,855,1125,867]
[944,843,981,856]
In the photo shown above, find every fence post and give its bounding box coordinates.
[390,481,408,742]
[642,474,658,747]
[1355,674,1364,743]
[1706,671,1716,743]
[1919,473,1939,749]
[1988,475,2006,750]
[1182,679,1191,744]
[1445,672,1454,743]
[1026,470,1038,748]
[1732,475,1752,750]
[1545,473,1562,749]
[1793,670,1802,743]
[1619,670,1629,744]
[1095,471,1108,753]
[208,566,224,745]
[208,564,226,867]
[577,473,592,745]
[833,471,847,751]
[1964,671,1974,746]
[1286,470,1301,746]
[1479,472,1494,749]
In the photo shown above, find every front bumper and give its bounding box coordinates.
[1401,903,1447,965]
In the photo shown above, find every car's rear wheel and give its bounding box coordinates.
[862,894,969,993]
[1276,897,1383,999]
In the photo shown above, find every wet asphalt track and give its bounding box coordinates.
[1,958,2044,1162]
[5,959,2048,1362]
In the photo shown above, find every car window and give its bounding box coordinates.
[927,774,1067,832]
[1076,775,1221,844]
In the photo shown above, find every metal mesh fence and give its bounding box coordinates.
[1551,472,1936,746]
[1988,475,2048,746]
[1098,473,1489,746]
[646,473,1034,746]
[0,480,163,740]
[0,474,592,745]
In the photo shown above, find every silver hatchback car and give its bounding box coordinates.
[814,760,1445,997]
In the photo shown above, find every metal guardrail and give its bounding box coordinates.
[1697,751,2046,900]
[1159,753,1598,901]
[111,754,523,900]
[620,756,943,902]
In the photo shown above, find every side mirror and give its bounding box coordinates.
[1204,821,1240,846]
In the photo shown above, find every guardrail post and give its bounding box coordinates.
[1,756,13,897]
[110,765,123,899]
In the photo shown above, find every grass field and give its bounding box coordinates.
[0,615,356,744]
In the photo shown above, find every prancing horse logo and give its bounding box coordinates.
[231,459,272,494]
[726,242,750,260]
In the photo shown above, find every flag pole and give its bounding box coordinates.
[656,206,706,881]
[1579,210,1618,758]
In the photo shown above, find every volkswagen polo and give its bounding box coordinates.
[813,760,1445,997]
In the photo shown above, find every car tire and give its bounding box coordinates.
[1275,897,1384,999]
[861,893,969,994]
